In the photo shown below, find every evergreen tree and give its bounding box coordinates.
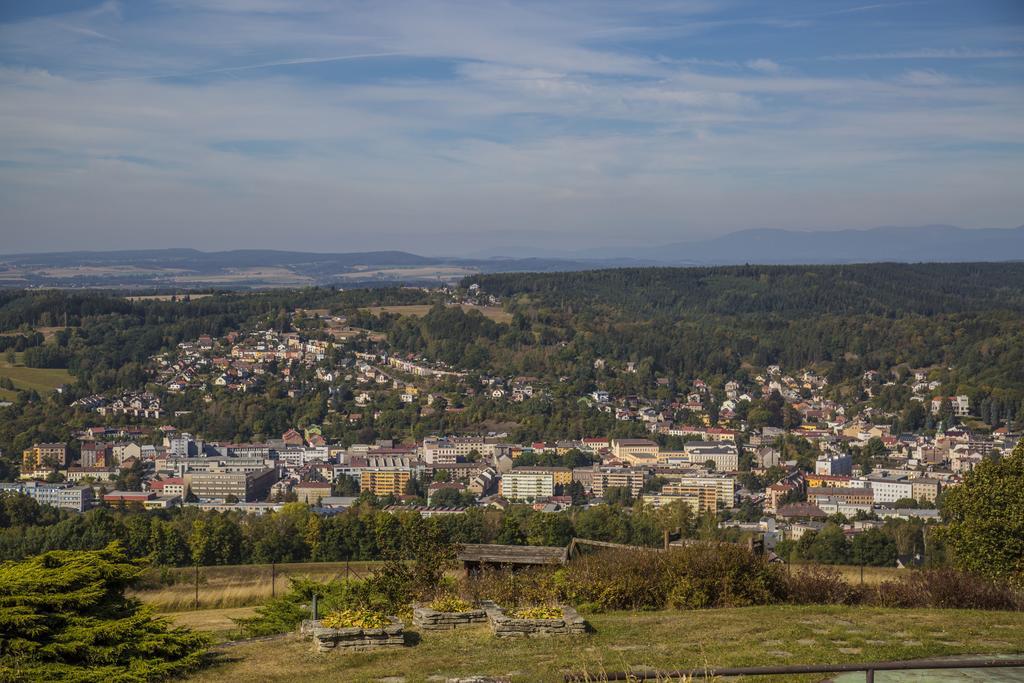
[0,543,209,681]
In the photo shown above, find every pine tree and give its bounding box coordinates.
[0,542,209,681]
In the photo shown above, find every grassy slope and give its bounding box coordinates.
[186,605,1024,683]
[362,304,512,323]
[0,354,73,393]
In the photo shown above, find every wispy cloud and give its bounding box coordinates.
[822,47,1024,61]
[0,0,1021,252]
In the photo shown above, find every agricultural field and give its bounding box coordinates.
[362,304,512,324]
[133,561,384,611]
[186,605,1024,682]
[124,293,213,302]
[0,355,73,395]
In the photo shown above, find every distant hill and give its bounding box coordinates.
[602,224,1024,264]
[0,248,643,289]
[1,224,1021,289]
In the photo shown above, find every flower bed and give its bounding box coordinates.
[301,616,405,653]
[412,603,487,630]
[481,601,588,638]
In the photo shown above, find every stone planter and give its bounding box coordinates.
[302,616,405,653]
[481,601,588,638]
[412,603,487,630]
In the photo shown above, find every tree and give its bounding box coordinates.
[940,441,1024,586]
[0,543,209,680]
[604,486,633,506]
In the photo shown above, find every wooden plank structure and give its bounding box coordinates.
[457,543,569,574]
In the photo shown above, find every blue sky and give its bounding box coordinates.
[0,0,1022,255]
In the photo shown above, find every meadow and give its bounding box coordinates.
[133,560,384,611]
[362,303,513,323]
[183,605,1024,683]
[0,353,73,399]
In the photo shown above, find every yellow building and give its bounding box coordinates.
[610,438,659,464]
[22,443,68,470]
[360,470,411,497]
[805,473,853,489]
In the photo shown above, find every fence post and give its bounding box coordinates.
[860,563,864,586]
[271,561,276,598]
[194,564,199,610]
[312,594,319,621]
[866,668,874,683]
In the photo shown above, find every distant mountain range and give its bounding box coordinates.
[1,225,1020,289]
[473,224,1024,264]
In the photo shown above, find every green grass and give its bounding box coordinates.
[186,605,1024,682]
[0,355,73,393]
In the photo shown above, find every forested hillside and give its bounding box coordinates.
[469,263,1024,317]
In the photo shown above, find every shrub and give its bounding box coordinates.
[550,544,786,611]
[785,565,865,606]
[235,576,384,637]
[429,595,473,612]
[320,609,391,629]
[874,569,1023,610]
[0,543,209,682]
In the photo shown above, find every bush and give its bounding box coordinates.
[320,609,391,629]
[873,569,1023,610]
[785,565,865,606]
[235,577,383,637]
[549,544,787,611]
[462,567,559,608]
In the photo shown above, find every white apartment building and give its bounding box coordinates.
[499,470,554,501]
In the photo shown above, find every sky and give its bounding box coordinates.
[0,0,1022,256]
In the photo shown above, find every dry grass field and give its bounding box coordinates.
[132,561,383,611]
[792,563,901,586]
[362,304,512,323]
[185,605,1024,683]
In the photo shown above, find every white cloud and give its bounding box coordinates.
[746,58,780,73]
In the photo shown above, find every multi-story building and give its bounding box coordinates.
[804,473,854,489]
[807,487,874,506]
[499,470,554,501]
[422,436,504,464]
[573,466,646,499]
[21,443,68,470]
[930,395,970,417]
[80,441,112,468]
[911,478,942,504]
[185,467,276,501]
[815,452,853,476]
[682,442,739,471]
[0,481,94,512]
[610,438,659,464]
[294,481,333,505]
[360,470,411,497]
[510,467,572,488]
[862,474,915,504]
[665,474,736,506]
[645,484,717,513]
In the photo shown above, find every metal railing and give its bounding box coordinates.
[565,657,1024,682]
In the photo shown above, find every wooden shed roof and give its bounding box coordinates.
[457,543,568,566]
